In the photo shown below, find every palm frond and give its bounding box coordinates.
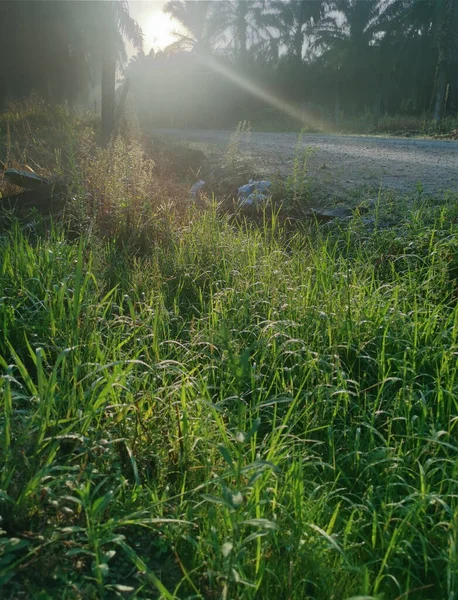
[113,0,144,51]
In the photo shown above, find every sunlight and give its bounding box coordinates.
[141,10,177,51]
[200,54,332,132]
[129,1,184,53]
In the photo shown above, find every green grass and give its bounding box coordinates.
[1,102,458,598]
[1,192,458,599]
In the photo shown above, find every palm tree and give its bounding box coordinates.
[0,1,94,107]
[92,1,143,143]
[433,0,458,121]
[0,1,142,141]
[163,0,222,55]
[314,0,385,120]
[212,1,262,61]
[268,0,325,62]
[380,0,458,120]
[315,0,383,66]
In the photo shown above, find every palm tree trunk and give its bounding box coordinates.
[433,0,451,123]
[0,2,10,111]
[236,2,248,61]
[101,40,116,145]
[239,27,247,60]
[114,78,130,133]
[0,75,7,112]
[334,80,342,126]
[373,73,383,126]
[293,27,303,60]
[434,68,446,123]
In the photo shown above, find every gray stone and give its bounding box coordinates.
[4,169,52,191]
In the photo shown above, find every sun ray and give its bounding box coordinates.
[199,54,331,132]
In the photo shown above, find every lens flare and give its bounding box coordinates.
[199,54,331,132]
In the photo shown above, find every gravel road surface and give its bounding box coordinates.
[154,129,458,197]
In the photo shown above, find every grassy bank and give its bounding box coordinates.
[249,107,458,138]
[1,106,458,599]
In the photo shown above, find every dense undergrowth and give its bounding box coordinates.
[250,106,458,138]
[338,113,458,138]
[1,105,458,599]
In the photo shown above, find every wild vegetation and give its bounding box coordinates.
[1,1,458,598]
[1,99,458,600]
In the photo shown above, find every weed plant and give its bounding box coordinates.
[284,129,313,208]
[225,121,252,175]
[1,104,458,599]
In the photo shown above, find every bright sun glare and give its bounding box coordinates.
[142,11,177,51]
[129,2,184,54]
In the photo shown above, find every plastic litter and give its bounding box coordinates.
[253,180,271,193]
[237,179,271,207]
[238,182,256,197]
[239,191,268,208]
[237,179,271,199]
[190,180,205,196]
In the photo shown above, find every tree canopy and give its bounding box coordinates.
[127,0,458,128]
[1,1,457,127]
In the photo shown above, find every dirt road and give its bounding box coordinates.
[154,129,458,197]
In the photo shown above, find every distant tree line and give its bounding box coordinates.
[1,1,457,134]
[128,0,458,129]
